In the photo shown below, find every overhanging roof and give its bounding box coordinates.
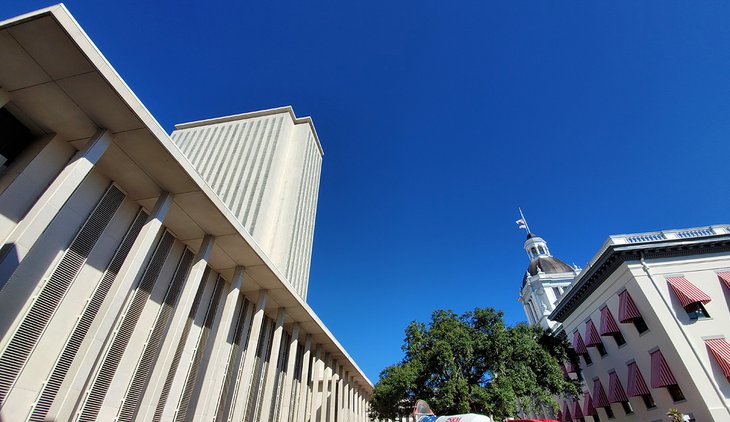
[550,226,730,323]
[0,4,371,389]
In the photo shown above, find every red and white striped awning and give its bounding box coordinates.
[592,378,610,408]
[584,320,602,347]
[666,276,711,308]
[572,398,583,420]
[572,331,588,354]
[705,338,730,382]
[583,391,596,416]
[717,272,730,291]
[650,349,678,388]
[608,370,628,403]
[561,401,572,422]
[626,361,651,397]
[599,307,621,336]
[618,290,642,323]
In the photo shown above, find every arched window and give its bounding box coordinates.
[538,245,545,254]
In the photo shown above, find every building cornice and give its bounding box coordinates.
[174,106,324,156]
[550,231,730,323]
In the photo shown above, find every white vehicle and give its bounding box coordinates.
[412,399,492,422]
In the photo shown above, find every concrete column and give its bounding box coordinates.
[351,377,357,422]
[295,335,313,422]
[328,361,339,422]
[192,265,244,421]
[258,308,286,422]
[139,234,215,419]
[0,129,112,286]
[341,372,350,422]
[335,367,344,422]
[320,354,333,422]
[229,290,268,421]
[308,345,323,422]
[216,296,254,422]
[55,192,172,421]
[277,323,300,422]
[355,388,361,422]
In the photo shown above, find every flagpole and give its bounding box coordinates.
[519,207,531,234]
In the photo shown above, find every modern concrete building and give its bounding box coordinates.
[518,232,579,331]
[0,4,371,421]
[544,226,730,421]
[171,110,322,300]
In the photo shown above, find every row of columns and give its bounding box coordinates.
[0,120,373,421]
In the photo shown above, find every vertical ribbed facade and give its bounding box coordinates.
[0,9,374,422]
[170,109,322,300]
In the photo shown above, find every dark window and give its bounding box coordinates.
[552,287,561,298]
[632,317,649,334]
[641,394,656,409]
[611,332,626,347]
[667,384,685,402]
[620,401,633,415]
[596,343,607,356]
[685,303,710,320]
[592,413,601,422]
[0,108,34,178]
[604,405,615,419]
[582,352,592,365]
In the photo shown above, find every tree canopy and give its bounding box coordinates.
[369,308,578,420]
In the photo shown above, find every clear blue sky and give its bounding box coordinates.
[3,1,730,383]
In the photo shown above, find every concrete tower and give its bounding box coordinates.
[171,107,322,299]
[518,232,579,330]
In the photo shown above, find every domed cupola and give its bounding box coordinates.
[522,233,574,284]
[516,211,579,330]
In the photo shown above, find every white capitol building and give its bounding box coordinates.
[519,226,730,421]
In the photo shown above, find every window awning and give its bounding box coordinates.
[571,398,583,420]
[705,338,730,382]
[618,290,642,323]
[583,391,596,416]
[592,378,610,408]
[717,272,730,291]
[572,331,588,354]
[608,370,628,403]
[626,361,651,397]
[561,401,572,422]
[650,349,678,388]
[599,307,621,336]
[584,320,602,347]
[666,276,711,308]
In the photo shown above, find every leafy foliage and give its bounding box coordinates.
[369,308,577,420]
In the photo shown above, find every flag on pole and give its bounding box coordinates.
[516,219,526,229]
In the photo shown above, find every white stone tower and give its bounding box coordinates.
[518,232,579,330]
[171,107,322,299]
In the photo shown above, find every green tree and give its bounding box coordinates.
[369,308,577,421]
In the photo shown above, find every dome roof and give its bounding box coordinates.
[521,256,574,287]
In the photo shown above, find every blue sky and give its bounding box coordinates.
[3,1,730,383]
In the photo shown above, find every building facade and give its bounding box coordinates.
[0,5,371,422]
[547,226,730,422]
[171,110,322,300]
